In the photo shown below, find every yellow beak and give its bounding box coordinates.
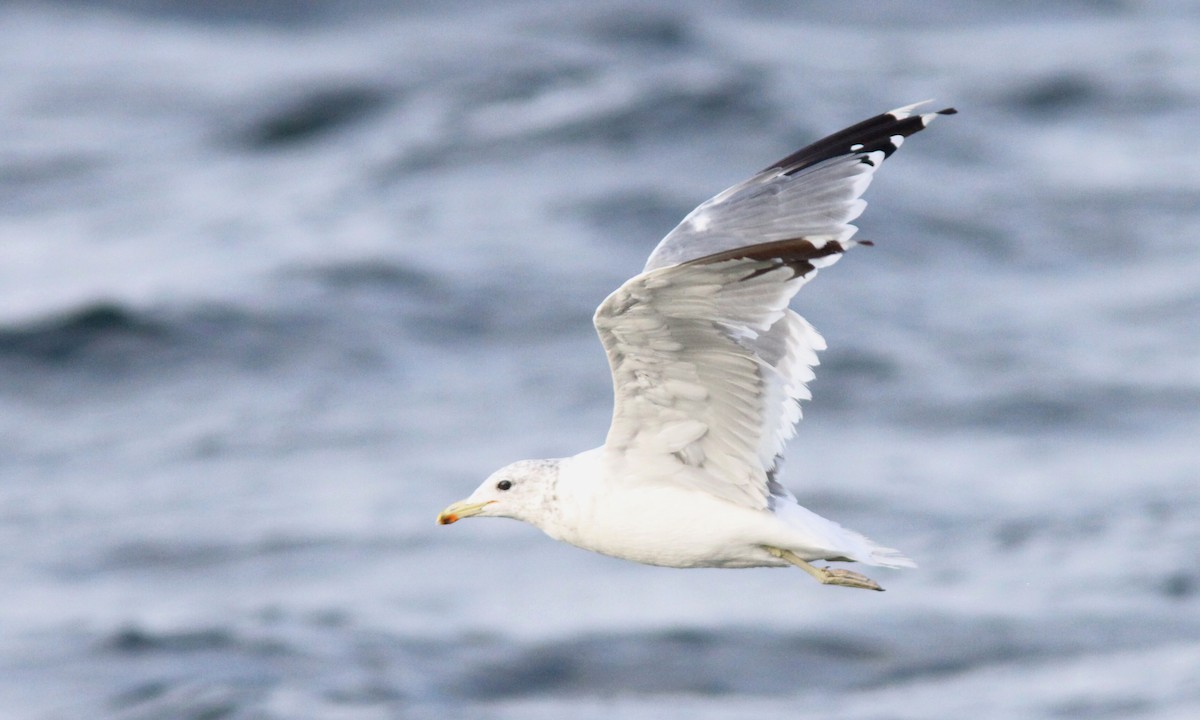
[436,499,494,525]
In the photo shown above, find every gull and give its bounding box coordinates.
[438,102,954,591]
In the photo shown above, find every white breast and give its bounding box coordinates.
[540,448,797,568]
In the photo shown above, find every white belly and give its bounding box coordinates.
[535,448,876,568]
[546,482,795,568]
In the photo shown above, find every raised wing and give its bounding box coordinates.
[643,102,955,272]
[595,103,953,509]
[595,239,842,509]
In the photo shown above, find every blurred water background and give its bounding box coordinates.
[2,1,1199,718]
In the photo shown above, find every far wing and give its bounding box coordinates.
[642,102,955,272]
[594,102,954,509]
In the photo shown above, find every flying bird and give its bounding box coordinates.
[438,102,955,591]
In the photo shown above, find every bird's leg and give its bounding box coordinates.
[764,546,884,592]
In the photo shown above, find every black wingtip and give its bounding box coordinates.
[768,102,955,177]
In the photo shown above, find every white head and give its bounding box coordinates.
[437,458,561,528]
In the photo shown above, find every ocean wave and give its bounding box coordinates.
[232,85,393,150]
[0,302,168,365]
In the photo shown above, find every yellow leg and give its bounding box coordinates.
[765,546,884,591]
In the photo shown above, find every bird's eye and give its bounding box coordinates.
[497,480,513,491]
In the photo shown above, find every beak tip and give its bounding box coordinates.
[437,499,492,525]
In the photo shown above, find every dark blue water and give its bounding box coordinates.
[3,1,1199,718]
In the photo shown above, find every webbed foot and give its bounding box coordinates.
[765,546,884,591]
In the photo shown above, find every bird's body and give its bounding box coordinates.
[514,450,893,570]
[438,102,954,590]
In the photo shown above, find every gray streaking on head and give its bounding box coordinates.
[438,102,955,591]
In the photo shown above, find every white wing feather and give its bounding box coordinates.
[596,249,833,509]
[594,103,954,510]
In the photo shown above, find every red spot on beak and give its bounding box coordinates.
[438,513,458,525]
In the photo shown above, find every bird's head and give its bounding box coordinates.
[437,458,561,527]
